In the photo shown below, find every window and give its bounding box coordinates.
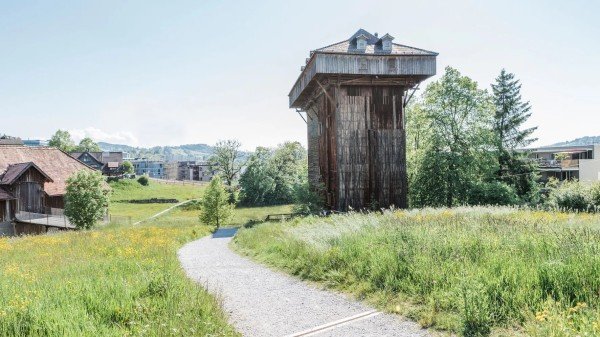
[357,39,366,50]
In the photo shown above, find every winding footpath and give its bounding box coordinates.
[178,228,431,337]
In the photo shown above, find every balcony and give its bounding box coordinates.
[15,207,76,229]
[536,158,580,169]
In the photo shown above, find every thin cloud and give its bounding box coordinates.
[69,127,139,146]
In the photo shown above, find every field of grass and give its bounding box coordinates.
[233,207,600,337]
[108,179,206,222]
[0,181,238,337]
[230,204,293,227]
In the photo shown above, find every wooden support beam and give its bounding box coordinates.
[316,79,336,107]
[403,83,420,108]
[295,109,307,124]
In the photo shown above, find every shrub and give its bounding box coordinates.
[65,170,111,229]
[137,175,149,186]
[292,181,325,214]
[121,160,134,174]
[548,180,592,212]
[467,181,519,206]
[590,182,600,209]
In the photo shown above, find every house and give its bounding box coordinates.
[524,144,600,183]
[0,136,24,146]
[132,159,165,178]
[0,146,91,235]
[70,151,124,176]
[289,29,437,210]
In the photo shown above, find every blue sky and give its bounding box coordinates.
[1,0,598,150]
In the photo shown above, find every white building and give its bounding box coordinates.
[525,144,600,183]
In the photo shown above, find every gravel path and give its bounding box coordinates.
[178,228,431,337]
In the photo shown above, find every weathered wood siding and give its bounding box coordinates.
[6,167,48,214]
[45,195,65,209]
[0,199,16,236]
[307,85,408,210]
[290,53,436,107]
[316,54,436,76]
[369,129,408,208]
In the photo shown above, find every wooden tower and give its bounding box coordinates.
[289,29,437,210]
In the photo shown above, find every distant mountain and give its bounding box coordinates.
[550,136,600,147]
[98,142,215,162]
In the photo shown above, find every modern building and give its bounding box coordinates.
[289,29,437,210]
[524,144,600,183]
[132,159,165,179]
[22,139,49,147]
[163,161,216,182]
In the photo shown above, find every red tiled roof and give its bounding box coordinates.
[0,146,92,196]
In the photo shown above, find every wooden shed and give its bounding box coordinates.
[289,29,437,210]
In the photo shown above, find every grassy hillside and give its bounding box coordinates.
[550,135,600,147]
[233,207,600,337]
[0,181,238,337]
[108,179,205,222]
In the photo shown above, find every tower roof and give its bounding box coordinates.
[314,29,437,56]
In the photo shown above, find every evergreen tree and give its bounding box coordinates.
[491,69,539,202]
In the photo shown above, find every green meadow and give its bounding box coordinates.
[233,207,600,337]
[0,180,239,337]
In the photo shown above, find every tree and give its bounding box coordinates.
[492,69,537,151]
[267,142,307,204]
[64,170,110,229]
[76,137,101,152]
[409,67,496,207]
[200,176,233,229]
[239,147,276,205]
[491,69,539,202]
[239,142,307,206]
[210,140,244,187]
[48,130,75,152]
[122,160,134,174]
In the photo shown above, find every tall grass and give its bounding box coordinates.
[233,207,600,336]
[0,181,238,336]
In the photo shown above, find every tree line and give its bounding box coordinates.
[408,67,539,207]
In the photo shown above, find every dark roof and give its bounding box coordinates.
[0,137,25,146]
[0,147,92,196]
[0,162,53,185]
[70,151,123,164]
[0,187,14,200]
[73,152,105,167]
[314,29,437,56]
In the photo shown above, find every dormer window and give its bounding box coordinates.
[356,34,368,51]
[380,33,395,52]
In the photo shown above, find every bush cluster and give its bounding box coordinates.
[137,175,149,186]
[547,181,600,212]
